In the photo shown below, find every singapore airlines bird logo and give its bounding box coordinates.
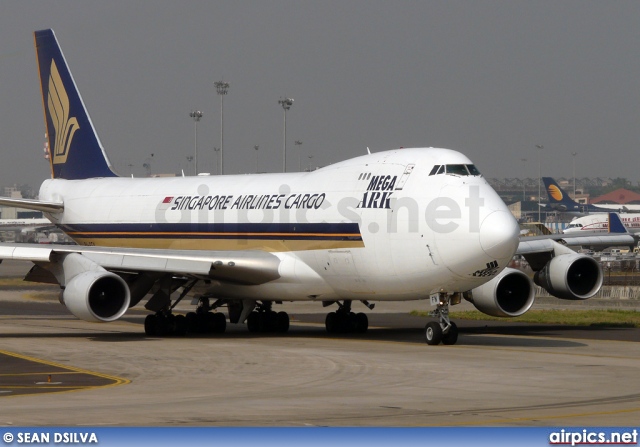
[48,60,79,164]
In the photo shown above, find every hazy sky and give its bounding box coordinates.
[1,1,639,190]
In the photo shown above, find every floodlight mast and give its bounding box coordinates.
[189,110,203,175]
[295,140,303,171]
[536,144,543,222]
[215,81,230,174]
[278,97,294,172]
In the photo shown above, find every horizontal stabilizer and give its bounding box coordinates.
[0,197,64,213]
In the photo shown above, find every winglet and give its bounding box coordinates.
[34,29,118,179]
[608,213,627,233]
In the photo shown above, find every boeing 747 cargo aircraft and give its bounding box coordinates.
[0,30,617,345]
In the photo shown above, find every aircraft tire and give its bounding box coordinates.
[355,312,368,333]
[174,314,187,336]
[144,314,157,336]
[152,314,171,336]
[276,311,290,333]
[425,321,443,345]
[325,312,338,334]
[442,322,458,345]
[184,312,195,333]
[247,312,260,333]
[213,312,227,334]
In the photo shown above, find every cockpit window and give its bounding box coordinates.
[429,163,482,176]
[466,164,481,176]
[445,164,469,176]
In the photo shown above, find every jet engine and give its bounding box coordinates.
[534,253,602,300]
[59,253,131,322]
[464,268,535,317]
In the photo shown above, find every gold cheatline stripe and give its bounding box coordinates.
[70,237,365,252]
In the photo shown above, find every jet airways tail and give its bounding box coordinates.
[542,177,581,211]
[34,29,118,180]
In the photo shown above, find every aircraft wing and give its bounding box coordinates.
[517,212,637,270]
[518,232,637,252]
[0,243,281,286]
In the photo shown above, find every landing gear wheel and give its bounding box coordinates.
[425,321,443,345]
[144,314,157,336]
[325,312,338,334]
[276,311,290,333]
[247,312,260,333]
[185,312,198,333]
[355,312,368,333]
[174,314,187,336]
[258,311,274,332]
[442,322,458,345]
[213,312,227,334]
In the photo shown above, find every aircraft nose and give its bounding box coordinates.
[479,210,520,261]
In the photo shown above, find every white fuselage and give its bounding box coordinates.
[564,213,640,234]
[39,148,520,302]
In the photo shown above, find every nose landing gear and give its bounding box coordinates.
[424,292,459,345]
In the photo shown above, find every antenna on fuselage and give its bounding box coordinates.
[366,147,371,155]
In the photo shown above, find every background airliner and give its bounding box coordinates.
[0,29,618,345]
[564,213,640,235]
[543,177,640,214]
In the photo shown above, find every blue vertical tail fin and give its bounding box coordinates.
[607,213,627,234]
[34,29,118,180]
[542,177,576,206]
[542,177,581,211]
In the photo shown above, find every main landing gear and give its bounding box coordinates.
[324,300,370,334]
[424,292,459,345]
[144,277,227,336]
[144,296,227,336]
[246,301,290,334]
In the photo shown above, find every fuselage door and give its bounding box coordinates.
[394,164,415,191]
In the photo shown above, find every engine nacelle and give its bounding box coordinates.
[464,268,535,317]
[534,253,603,300]
[62,269,131,323]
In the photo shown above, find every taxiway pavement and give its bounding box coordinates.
[0,260,639,426]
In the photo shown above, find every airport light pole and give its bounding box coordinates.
[278,97,294,172]
[572,151,578,197]
[214,81,230,175]
[185,156,193,176]
[254,145,259,173]
[295,140,303,171]
[213,147,220,175]
[189,110,203,175]
[521,158,527,203]
[536,144,543,222]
